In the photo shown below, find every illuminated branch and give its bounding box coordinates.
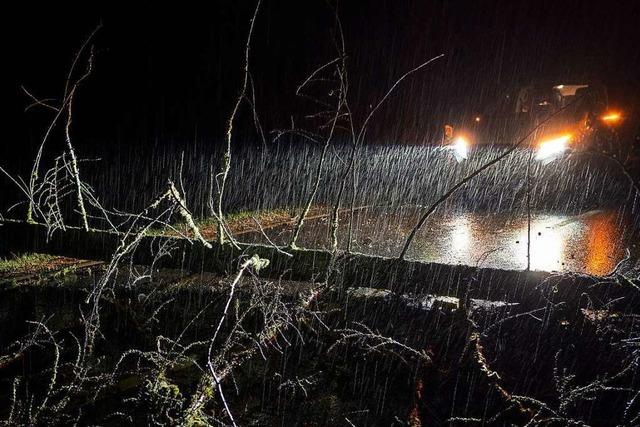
[214,0,261,245]
[64,46,95,231]
[26,24,101,225]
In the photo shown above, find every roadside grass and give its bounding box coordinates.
[146,207,329,240]
[0,253,56,274]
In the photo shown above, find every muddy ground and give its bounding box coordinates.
[1,253,638,426]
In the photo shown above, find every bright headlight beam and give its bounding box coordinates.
[535,134,570,162]
[452,136,469,161]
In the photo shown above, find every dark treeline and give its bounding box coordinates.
[4,1,639,161]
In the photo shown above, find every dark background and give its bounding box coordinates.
[2,0,639,172]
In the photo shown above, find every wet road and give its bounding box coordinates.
[242,206,639,275]
[399,209,636,274]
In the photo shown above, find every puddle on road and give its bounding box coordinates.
[241,207,638,275]
[404,209,633,274]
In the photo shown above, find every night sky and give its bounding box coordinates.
[3,0,639,163]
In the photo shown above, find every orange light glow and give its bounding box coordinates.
[474,116,481,123]
[601,111,622,124]
[584,211,620,276]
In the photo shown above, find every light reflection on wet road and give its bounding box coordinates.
[405,210,627,274]
[242,207,637,275]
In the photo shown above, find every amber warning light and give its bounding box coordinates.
[601,111,622,125]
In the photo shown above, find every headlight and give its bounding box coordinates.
[601,111,622,125]
[452,136,469,161]
[535,134,571,162]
